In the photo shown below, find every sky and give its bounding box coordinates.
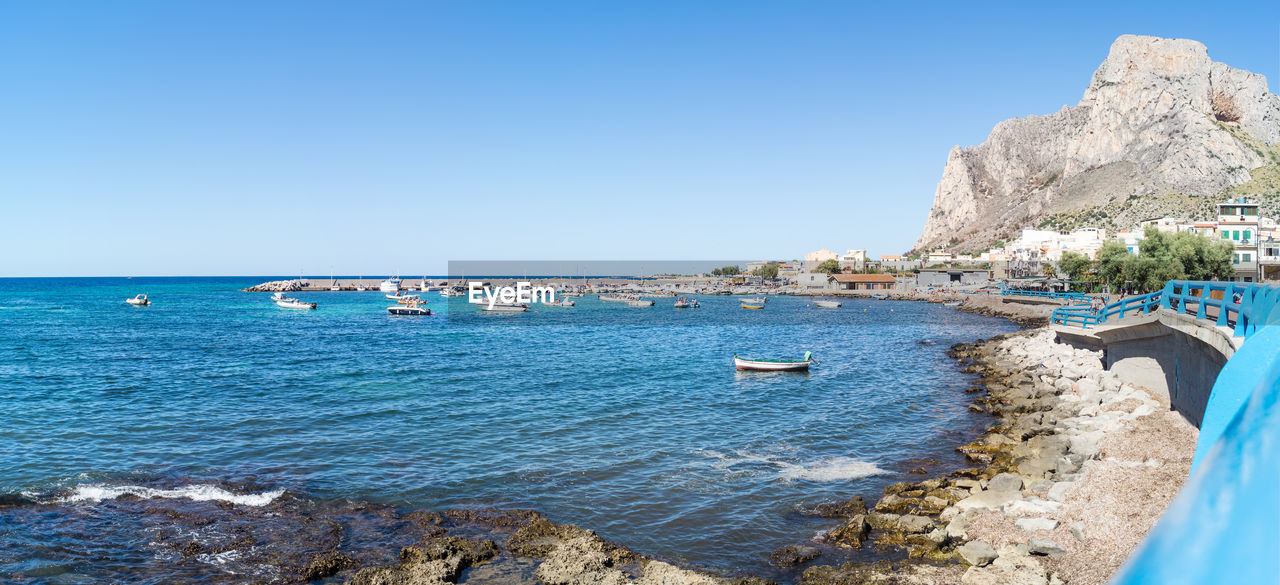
[1,1,1277,276]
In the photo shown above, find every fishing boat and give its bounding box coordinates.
[379,277,401,294]
[272,292,316,310]
[627,299,654,307]
[125,294,150,306]
[733,352,815,371]
[329,282,341,291]
[741,300,765,309]
[814,300,842,308]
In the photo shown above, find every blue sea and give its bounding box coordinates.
[0,277,1017,583]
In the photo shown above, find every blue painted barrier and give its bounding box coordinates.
[1047,280,1280,584]
[1002,289,1094,303]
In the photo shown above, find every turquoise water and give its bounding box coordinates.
[0,277,1017,582]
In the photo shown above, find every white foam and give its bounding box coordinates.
[59,484,285,506]
[776,457,887,482]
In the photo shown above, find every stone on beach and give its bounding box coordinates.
[1028,538,1067,557]
[955,489,1020,512]
[1015,517,1059,532]
[986,473,1023,493]
[957,540,998,567]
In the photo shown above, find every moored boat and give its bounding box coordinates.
[272,292,317,310]
[674,297,699,309]
[379,277,401,293]
[481,303,528,312]
[872,293,888,300]
[125,294,150,306]
[944,301,962,307]
[741,301,765,309]
[733,352,815,371]
[627,299,654,307]
[814,300,842,308]
[544,299,576,307]
[388,299,431,315]
[741,297,767,304]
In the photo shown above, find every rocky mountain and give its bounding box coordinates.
[914,35,1280,253]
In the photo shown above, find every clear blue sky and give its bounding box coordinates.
[1,1,1276,276]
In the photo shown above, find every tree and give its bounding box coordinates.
[814,259,841,274]
[714,265,740,276]
[1095,241,1132,292]
[1057,251,1093,283]
[753,262,779,279]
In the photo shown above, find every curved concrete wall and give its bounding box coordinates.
[1054,309,1240,428]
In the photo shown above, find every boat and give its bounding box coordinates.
[872,293,888,300]
[599,294,631,303]
[397,295,422,305]
[741,297,767,304]
[388,299,431,316]
[627,299,654,307]
[674,297,699,309]
[125,294,150,306]
[481,303,528,312]
[272,292,316,310]
[733,352,815,371]
[544,299,576,307]
[386,293,402,300]
[814,300,842,308]
[379,277,402,294]
[355,284,366,291]
[741,300,765,309]
[329,282,341,291]
[944,301,962,307]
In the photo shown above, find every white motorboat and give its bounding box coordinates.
[481,303,528,312]
[600,294,634,303]
[674,297,699,309]
[872,293,888,300]
[944,301,962,307]
[627,299,654,307]
[125,294,150,306]
[386,293,404,300]
[272,292,316,310]
[329,282,341,291]
[440,287,462,297]
[741,297,767,304]
[543,299,576,307]
[379,277,401,293]
[814,300,842,308]
[396,295,422,305]
[388,298,431,315]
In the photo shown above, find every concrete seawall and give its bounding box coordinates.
[1053,308,1241,428]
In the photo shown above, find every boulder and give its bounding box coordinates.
[1015,517,1059,532]
[536,536,630,585]
[769,545,821,566]
[956,541,998,567]
[987,473,1023,493]
[824,515,868,548]
[1028,539,1067,557]
[897,514,935,533]
[1046,482,1074,503]
[637,560,723,585]
[956,489,1020,512]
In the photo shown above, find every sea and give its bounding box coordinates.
[0,277,1018,584]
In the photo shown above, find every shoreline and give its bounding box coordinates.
[3,295,1189,585]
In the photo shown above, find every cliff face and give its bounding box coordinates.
[915,35,1280,252]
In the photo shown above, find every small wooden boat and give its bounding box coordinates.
[872,293,888,300]
[943,301,962,307]
[272,292,316,310]
[125,294,150,306]
[734,352,815,371]
[627,300,654,307]
[814,300,842,308]
[741,297,767,304]
[741,301,765,309]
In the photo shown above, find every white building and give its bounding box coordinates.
[838,249,868,272]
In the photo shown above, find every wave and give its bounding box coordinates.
[55,483,285,506]
[697,450,886,482]
[775,457,887,482]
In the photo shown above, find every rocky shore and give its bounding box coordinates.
[775,329,1195,585]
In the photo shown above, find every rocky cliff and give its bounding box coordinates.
[915,35,1280,252]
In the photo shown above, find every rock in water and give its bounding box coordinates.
[915,34,1280,253]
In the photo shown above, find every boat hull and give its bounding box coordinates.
[733,357,811,371]
[275,301,316,310]
[741,304,764,310]
[388,307,431,316]
[814,300,842,308]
